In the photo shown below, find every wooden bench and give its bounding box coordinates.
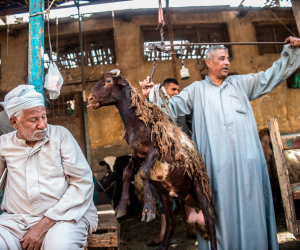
[86,204,120,250]
[268,118,300,240]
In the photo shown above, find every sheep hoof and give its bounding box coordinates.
[115,210,126,218]
[146,213,156,222]
[141,211,156,222]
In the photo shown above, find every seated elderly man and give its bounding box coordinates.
[0,85,98,250]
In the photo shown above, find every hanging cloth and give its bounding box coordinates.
[292,73,300,88]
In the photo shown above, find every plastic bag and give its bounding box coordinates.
[44,61,64,99]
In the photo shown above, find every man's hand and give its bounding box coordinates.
[20,216,55,250]
[285,36,300,48]
[140,76,155,99]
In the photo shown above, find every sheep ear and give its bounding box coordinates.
[117,77,127,86]
[110,69,120,77]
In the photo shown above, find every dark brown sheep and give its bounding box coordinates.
[88,71,217,250]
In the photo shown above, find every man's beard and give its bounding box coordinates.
[18,124,48,141]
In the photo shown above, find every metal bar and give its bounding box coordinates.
[56,16,59,65]
[163,42,287,47]
[29,0,45,96]
[51,99,54,117]
[74,0,91,166]
[84,35,88,66]
[165,0,177,80]
[196,28,202,58]
[7,24,9,55]
[74,1,85,87]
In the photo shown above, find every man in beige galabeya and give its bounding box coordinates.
[0,85,98,250]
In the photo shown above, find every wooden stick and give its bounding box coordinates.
[268,118,299,238]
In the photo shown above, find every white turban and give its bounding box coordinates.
[0,85,44,118]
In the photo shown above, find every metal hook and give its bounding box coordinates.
[180,47,184,66]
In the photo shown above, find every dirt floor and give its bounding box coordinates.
[118,203,300,250]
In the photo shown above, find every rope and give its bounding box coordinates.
[29,0,56,19]
[266,7,297,37]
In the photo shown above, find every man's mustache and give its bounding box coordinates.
[33,128,48,134]
[222,67,229,70]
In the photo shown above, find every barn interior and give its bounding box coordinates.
[0,0,300,249]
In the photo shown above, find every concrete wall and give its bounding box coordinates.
[0,7,298,176]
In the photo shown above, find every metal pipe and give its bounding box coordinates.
[74,0,85,88]
[28,0,45,96]
[74,0,92,166]
[165,0,177,80]
[164,42,287,47]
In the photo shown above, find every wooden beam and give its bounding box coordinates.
[268,118,299,238]
[292,0,300,34]
[291,183,300,199]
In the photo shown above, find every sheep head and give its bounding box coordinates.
[88,70,128,109]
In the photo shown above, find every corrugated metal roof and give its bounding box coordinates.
[0,0,130,15]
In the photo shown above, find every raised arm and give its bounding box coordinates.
[43,128,94,222]
[238,37,300,101]
[169,82,196,119]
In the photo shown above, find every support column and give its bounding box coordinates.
[292,0,300,34]
[28,0,45,96]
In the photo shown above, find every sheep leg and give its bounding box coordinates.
[193,179,217,250]
[156,189,176,250]
[115,157,136,218]
[139,148,160,223]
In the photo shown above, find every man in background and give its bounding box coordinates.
[141,77,192,137]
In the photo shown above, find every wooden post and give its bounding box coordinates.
[292,0,300,34]
[268,118,299,237]
[28,0,45,96]
[165,0,177,80]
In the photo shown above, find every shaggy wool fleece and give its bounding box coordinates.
[129,86,212,203]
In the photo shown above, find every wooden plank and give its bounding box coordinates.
[96,204,114,212]
[281,134,300,150]
[88,232,118,248]
[98,217,119,230]
[268,118,299,238]
[98,213,115,218]
[291,183,300,200]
